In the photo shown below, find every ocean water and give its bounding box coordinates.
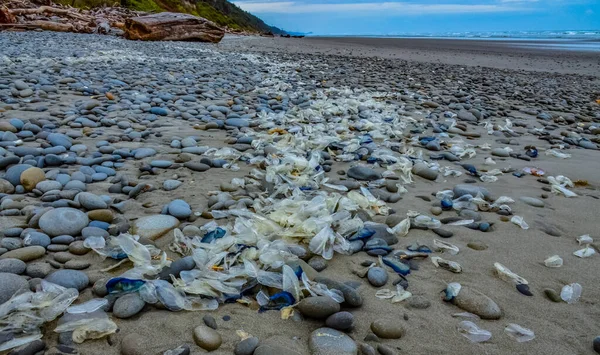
[316,30,600,52]
[355,30,600,40]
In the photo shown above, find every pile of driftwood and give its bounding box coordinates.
[0,0,146,34]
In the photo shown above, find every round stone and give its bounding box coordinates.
[45,270,89,291]
[467,242,488,251]
[308,256,328,272]
[347,166,381,181]
[163,180,182,191]
[411,162,438,181]
[184,162,210,172]
[113,293,146,319]
[87,209,114,223]
[430,207,442,216]
[20,167,45,191]
[167,200,191,219]
[52,235,75,245]
[23,231,51,248]
[407,296,431,309]
[120,333,145,355]
[309,327,357,355]
[193,325,222,351]
[234,337,260,355]
[0,258,26,274]
[452,287,502,320]
[132,215,179,240]
[593,336,600,353]
[0,246,46,262]
[68,241,90,255]
[325,312,354,331]
[520,196,545,208]
[39,208,89,237]
[54,252,74,263]
[81,226,109,239]
[297,296,340,319]
[77,192,108,210]
[0,272,29,304]
[370,319,405,339]
[26,262,54,278]
[64,260,91,270]
[367,267,388,287]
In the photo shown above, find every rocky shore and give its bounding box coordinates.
[0,32,599,355]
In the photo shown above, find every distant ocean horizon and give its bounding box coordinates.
[309,30,600,40]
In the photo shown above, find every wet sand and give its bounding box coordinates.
[221,36,600,77]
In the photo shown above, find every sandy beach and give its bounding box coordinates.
[0,32,599,355]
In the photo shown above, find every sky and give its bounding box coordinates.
[231,0,600,35]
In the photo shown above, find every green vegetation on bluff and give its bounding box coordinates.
[54,0,285,34]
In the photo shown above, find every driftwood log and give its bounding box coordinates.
[0,6,17,23]
[124,12,224,43]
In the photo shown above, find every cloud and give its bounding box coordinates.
[234,1,522,14]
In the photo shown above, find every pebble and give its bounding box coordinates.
[167,199,192,219]
[26,262,54,278]
[430,207,442,216]
[0,258,26,274]
[491,147,510,157]
[347,166,382,181]
[325,311,354,330]
[53,252,74,263]
[520,196,545,208]
[163,179,182,191]
[411,162,438,181]
[19,167,45,191]
[377,345,397,355]
[64,259,91,270]
[39,208,89,237]
[45,270,89,291]
[367,267,388,287]
[315,276,363,307]
[132,215,180,240]
[593,336,600,353]
[120,333,145,355]
[77,192,108,210]
[159,256,196,280]
[407,296,431,309]
[297,296,341,319]
[8,339,45,355]
[358,342,376,355]
[467,242,488,251]
[432,228,453,238]
[0,272,29,304]
[0,246,45,262]
[308,256,328,272]
[363,222,397,245]
[193,325,222,351]
[203,314,218,329]
[309,327,357,355]
[234,337,260,355]
[451,286,502,319]
[68,241,90,255]
[113,293,146,318]
[370,319,405,339]
[453,184,491,200]
[184,162,210,172]
[543,288,562,303]
[81,226,109,239]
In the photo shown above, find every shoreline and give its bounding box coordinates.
[222,35,600,77]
